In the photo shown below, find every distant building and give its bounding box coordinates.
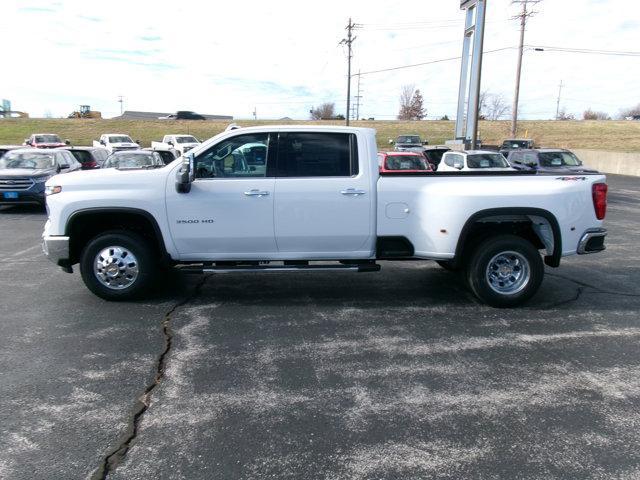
[115,110,233,120]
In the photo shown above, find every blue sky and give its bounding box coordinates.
[3,0,639,119]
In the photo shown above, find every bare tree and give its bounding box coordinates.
[478,91,509,120]
[486,93,510,120]
[397,85,426,120]
[310,102,336,120]
[411,89,426,120]
[583,108,611,120]
[398,84,416,120]
[478,90,488,120]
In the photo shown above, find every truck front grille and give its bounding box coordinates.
[0,177,34,191]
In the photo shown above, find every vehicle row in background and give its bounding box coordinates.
[439,151,514,172]
[0,149,81,206]
[378,151,432,173]
[93,134,140,153]
[506,149,598,174]
[151,134,201,155]
[23,133,68,149]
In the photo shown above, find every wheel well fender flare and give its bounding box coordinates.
[454,207,562,268]
[65,207,169,260]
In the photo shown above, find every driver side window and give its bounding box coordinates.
[195,133,270,179]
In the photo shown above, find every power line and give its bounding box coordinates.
[356,46,517,76]
[529,45,640,56]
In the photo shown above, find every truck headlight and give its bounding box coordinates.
[45,185,62,195]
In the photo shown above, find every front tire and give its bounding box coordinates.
[80,231,157,300]
[466,235,543,308]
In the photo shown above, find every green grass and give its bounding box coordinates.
[1,118,639,152]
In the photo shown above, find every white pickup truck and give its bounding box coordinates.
[151,134,200,155]
[93,134,140,153]
[42,126,608,307]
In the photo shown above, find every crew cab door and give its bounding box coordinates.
[273,131,374,258]
[165,132,277,259]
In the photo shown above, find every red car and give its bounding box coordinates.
[378,151,432,173]
[23,133,68,149]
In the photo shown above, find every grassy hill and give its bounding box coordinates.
[1,118,639,152]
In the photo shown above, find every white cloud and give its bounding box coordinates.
[2,0,638,119]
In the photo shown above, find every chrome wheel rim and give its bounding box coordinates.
[485,250,530,295]
[94,246,139,290]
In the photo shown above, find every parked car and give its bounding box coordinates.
[102,150,165,169]
[93,134,140,153]
[143,147,180,165]
[62,146,109,169]
[507,149,598,174]
[159,111,206,120]
[438,150,514,172]
[23,133,68,149]
[0,145,23,159]
[378,152,432,173]
[390,134,428,152]
[151,135,200,154]
[499,138,534,157]
[422,146,450,171]
[0,149,81,206]
[43,125,608,307]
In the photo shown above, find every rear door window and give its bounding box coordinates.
[277,132,358,177]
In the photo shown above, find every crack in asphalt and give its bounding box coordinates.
[91,275,209,480]
[540,271,640,309]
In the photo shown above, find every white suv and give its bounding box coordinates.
[438,150,514,172]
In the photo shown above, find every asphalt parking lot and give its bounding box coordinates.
[1,174,639,479]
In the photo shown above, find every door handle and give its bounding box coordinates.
[340,188,366,196]
[244,189,270,197]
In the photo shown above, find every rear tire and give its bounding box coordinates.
[80,231,157,301]
[465,235,543,308]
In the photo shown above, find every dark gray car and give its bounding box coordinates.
[507,149,598,174]
[392,135,428,153]
[0,149,81,206]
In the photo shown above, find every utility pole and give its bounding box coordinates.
[354,70,363,121]
[253,107,257,121]
[555,80,563,120]
[339,18,360,126]
[510,0,540,138]
[117,95,124,115]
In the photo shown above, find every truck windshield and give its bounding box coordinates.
[539,152,581,167]
[176,136,198,143]
[108,136,133,143]
[397,136,421,144]
[34,135,62,143]
[0,152,55,169]
[467,154,509,168]
[385,155,428,170]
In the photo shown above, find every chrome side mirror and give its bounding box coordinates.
[175,153,195,193]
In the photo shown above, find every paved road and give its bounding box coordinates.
[0,175,639,479]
